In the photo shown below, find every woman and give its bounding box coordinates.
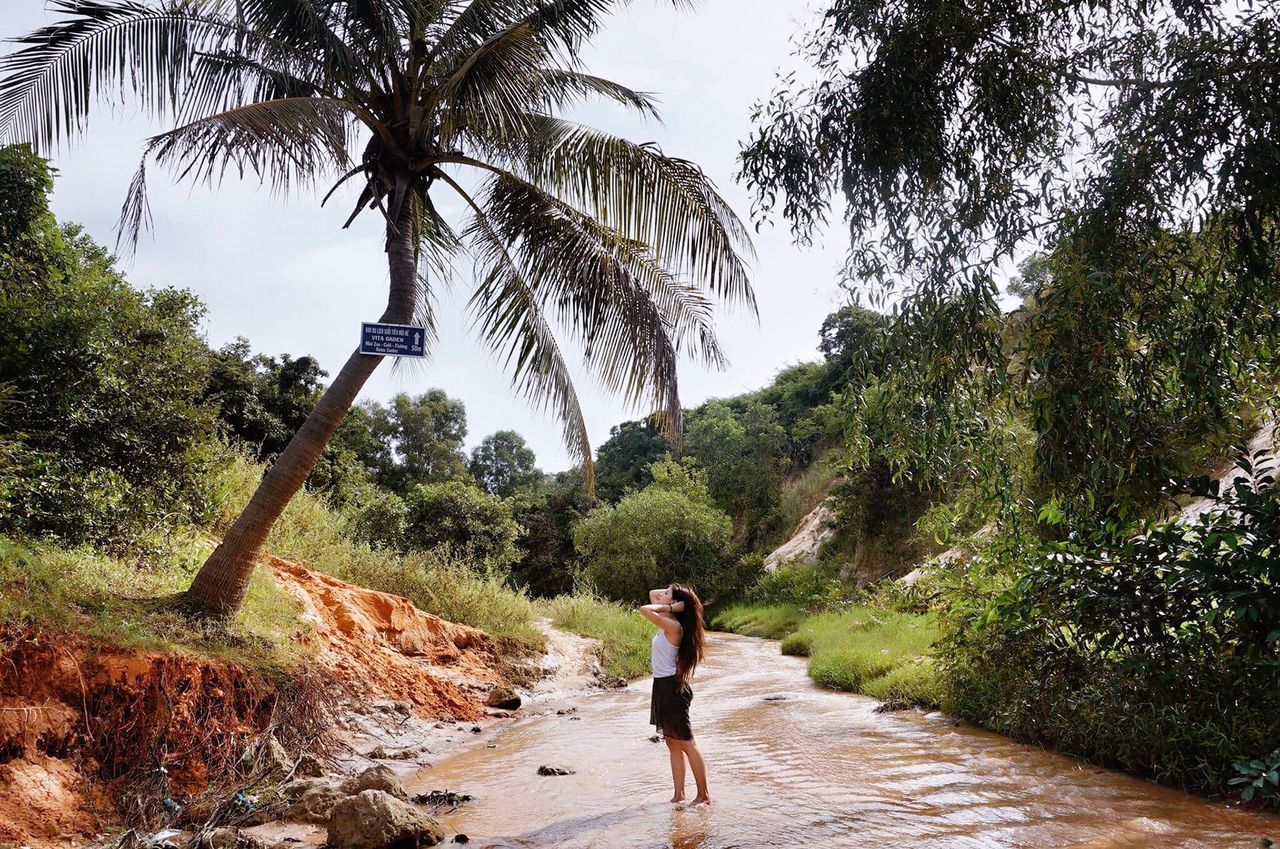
[641,583,710,806]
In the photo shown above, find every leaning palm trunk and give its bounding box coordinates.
[1,0,756,619]
[187,200,418,615]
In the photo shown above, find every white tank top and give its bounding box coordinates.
[651,629,680,678]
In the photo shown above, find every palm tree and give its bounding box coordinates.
[0,0,754,617]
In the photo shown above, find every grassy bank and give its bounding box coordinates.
[210,451,545,647]
[0,534,306,671]
[712,601,944,709]
[543,594,653,679]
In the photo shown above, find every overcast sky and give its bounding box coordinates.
[0,1,853,472]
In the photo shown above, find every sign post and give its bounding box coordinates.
[359,322,427,358]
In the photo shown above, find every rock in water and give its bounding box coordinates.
[485,685,521,710]
[327,790,444,849]
[281,779,345,824]
[343,764,409,800]
[536,764,575,776]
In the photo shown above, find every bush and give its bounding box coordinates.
[0,148,215,547]
[942,461,1280,799]
[403,479,521,569]
[745,561,852,609]
[573,458,735,602]
[544,594,654,680]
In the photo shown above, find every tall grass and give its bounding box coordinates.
[543,595,654,680]
[783,608,943,707]
[713,600,944,709]
[0,534,306,671]
[709,603,804,639]
[206,451,544,646]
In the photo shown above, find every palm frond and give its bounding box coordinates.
[536,69,661,118]
[467,171,705,440]
[436,169,596,482]
[0,0,244,149]
[500,114,756,312]
[118,96,356,247]
[432,21,550,146]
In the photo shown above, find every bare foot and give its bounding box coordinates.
[690,795,711,806]
[670,795,686,804]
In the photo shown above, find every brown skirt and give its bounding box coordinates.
[650,675,694,741]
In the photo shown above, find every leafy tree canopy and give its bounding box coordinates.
[470,430,542,497]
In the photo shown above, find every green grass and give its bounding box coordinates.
[206,451,545,647]
[786,608,943,706]
[0,533,306,672]
[709,603,805,639]
[714,601,945,709]
[542,594,654,680]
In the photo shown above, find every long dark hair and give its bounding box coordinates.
[670,583,705,683]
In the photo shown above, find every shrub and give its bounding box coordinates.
[745,561,851,609]
[403,479,521,569]
[942,459,1280,799]
[573,458,735,602]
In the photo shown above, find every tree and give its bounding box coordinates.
[573,458,734,602]
[469,430,540,497]
[683,400,787,540]
[404,479,521,568]
[0,0,754,615]
[510,468,591,597]
[366,391,469,492]
[740,0,1280,520]
[0,146,213,546]
[594,418,672,503]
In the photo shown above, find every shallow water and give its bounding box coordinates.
[416,633,1276,848]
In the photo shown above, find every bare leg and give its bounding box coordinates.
[680,739,711,805]
[665,738,686,802]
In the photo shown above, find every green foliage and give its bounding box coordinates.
[573,458,736,602]
[942,463,1280,798]
[709,603,804,640]
[403,480,522,569]
[0,148,214,547]
[684,400,788,542]
[743,561,850,610]
[0,534,305,671]
[364,391,470,493]
[819,304,886,388]
[1230,750,1280,804]
[469,430,542,497]
[0,144,53,240]
[543,594,654,680]
[783,608,942,706]
[593,419,672,503]
[510,469,590,598]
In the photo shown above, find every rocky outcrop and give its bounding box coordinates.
[485,685,521,710]
[764,500,839,570]
[327,790,444,849]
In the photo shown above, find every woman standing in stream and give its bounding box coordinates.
[641,584,711,806]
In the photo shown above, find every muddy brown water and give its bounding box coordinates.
[414,633,1276,848]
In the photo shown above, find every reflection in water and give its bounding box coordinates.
[416,634,1277,848]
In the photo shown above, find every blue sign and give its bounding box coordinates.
[360,322,427,357]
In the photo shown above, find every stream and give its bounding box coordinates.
[412,633,1276,848]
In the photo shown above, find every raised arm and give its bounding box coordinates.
[640,591,684,641]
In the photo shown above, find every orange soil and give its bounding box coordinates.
[267,556,499,719]
[0,556,503,848]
